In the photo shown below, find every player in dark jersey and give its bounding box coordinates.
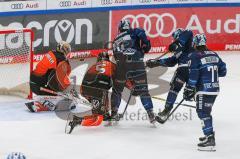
[146,28,195,122]
[65,52,116,133]
[25,41,73,112]
[111,19,155,124]
[183,34,227,151]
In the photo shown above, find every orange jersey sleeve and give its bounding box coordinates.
[33,51,57,76]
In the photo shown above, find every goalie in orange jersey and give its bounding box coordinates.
[65,52,116,134]
[25,41,76,112]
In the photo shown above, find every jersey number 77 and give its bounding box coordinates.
[207,65,219,83]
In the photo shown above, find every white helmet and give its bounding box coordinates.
[6,152,26,159]
[56,41,71,55]
[193,34,207,46]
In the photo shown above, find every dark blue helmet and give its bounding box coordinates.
[118,19,131,33]
[193,34,207,46]
[172,28,184,40]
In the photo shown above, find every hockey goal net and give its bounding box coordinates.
[0,28,34,98]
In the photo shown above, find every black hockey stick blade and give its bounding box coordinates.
[155,116,166,124]
[155,99,185,124]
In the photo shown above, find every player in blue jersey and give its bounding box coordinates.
[183,34,227,151]
[146,28,195,121]
[111,19,155,124]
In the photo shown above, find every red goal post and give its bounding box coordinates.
[0,28,34,99]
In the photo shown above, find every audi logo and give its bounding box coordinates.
[123,13,177,38]
[139,0,152,3]
[59,1,72,7]
[101,0,113,5]
[11,3,24,9]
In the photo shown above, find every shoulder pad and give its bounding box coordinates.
[189,51,201,59]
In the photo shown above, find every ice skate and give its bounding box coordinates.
[146,109,156,127]
[65,115,83,134]
[198,133,216,152]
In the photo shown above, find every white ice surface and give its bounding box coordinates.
[0,52,239,159]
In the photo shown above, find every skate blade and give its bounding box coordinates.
[111,120,119,126]
[198,146,216,152]
[104,120,119,127]
[65,124,73,134]
[150,121,157,128]
[65,113,75,134]
[104,121,113,127]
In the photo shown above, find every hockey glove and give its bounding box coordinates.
[146,59,160,68]
[168,41,183,52]
[183,85,196,101]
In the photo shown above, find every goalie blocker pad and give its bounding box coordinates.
[48,61,71,92]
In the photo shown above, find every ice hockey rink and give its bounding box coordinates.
[0,51,239,159]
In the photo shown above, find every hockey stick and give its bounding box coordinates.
[144,51,170,68]
[119,90,133,119]
[152,96,196,109]
[40,87,91,107]
[155,99,185,124]
[158,51,170,59]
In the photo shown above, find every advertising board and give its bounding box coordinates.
[0,0,46,12]
[0,11,110,55]
[111,7,240,52]
[46,0,91,10]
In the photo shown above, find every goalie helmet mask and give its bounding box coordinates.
[172,28,184,40]
[56,41,71,55]
[118,19,131,33]
[97,52,109,62]
[193,34,207,46]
